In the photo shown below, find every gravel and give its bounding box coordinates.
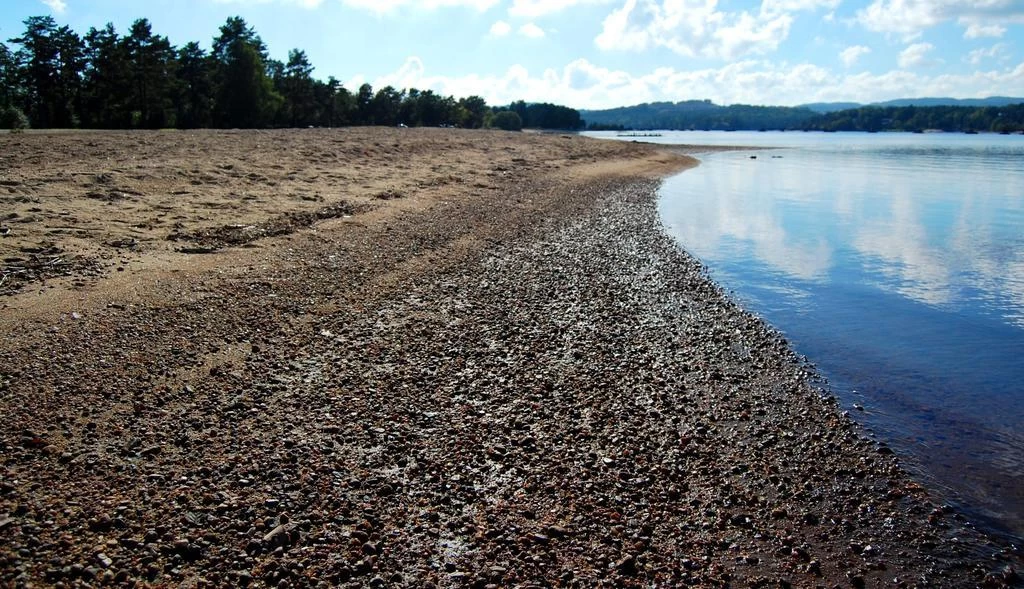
[1,172,1020,588]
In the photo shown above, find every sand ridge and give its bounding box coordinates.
[0,128,689,325]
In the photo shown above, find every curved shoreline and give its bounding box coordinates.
[0,129,1019,586]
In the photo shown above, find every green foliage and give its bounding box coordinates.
[215,38,280,128]
[210,18,280,128]
[582,100,816,131]
[2,14,584,131]
[125,19,176,128]
[82,23,131,128]
[516,102,583,129]
[458,95,488,129]
[0,105,30,130]
[490,110,522,131]
[370,85,403,126]
[803,104,1024,133]
[0,43,22,110]
[584,99,1024,133]
[278,49,315,127]
[176,42,214,128]
[8,16,86,128]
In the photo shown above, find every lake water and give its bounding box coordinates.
[588,131,1024,541]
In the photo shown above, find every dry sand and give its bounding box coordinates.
[0,128,1020,587]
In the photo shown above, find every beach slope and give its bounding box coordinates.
[0,128,1018,587]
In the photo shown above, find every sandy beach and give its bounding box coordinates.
[0,128,1019,587]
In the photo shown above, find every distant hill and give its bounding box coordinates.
[874,96,1024,108]
[581,100,818,131]
[582,97,1024,130]
[800,102,861,113]
[798,96,1024,114]
[803,103,1024,133]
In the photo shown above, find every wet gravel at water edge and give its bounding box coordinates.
[1,177,1021,588]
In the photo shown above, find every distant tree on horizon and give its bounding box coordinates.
[491,110,522,131]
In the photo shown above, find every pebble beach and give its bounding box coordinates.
[0,128,1020,587]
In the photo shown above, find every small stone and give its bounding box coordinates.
[263,522,297,544]
[546,525,569,538]
[614,555,638,576]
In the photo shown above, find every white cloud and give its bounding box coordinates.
[856,0,1024,40]
[490,20,512,36]
[594,0,835,61]
[840,45,871,68]
[853,191,954,306]
[898,42,935,68]
[361,55,1024,110]
[509,0,614,18]
[213,0,326,7]
[41,0,68,12]
[966,43,1010,65]
[341,0,498,15]
[964,22,1007,38]
[371,56,428,91]
[518,22,546,37]
[760,0,840,17]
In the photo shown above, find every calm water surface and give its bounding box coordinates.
[590,131,1024,541]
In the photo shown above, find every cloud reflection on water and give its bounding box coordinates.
[655,131,1024,541]
[659,139,1024,327]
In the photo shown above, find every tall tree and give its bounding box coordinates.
[414,90,455,127]
[211,17,279,128]
[211,16,266,63]
[458,95,488,129]
[0,43,21,109]
[399,88,419,126]
[9,16,85,127]
[331,83,356,126]
[82,23,130,127]
[0,42,29,128]
[355,82,374,125]
[279,49,315,127]
[371,85,403,127]
[314,76,340,127]
[124,18,176,128]
[176,42,213,128]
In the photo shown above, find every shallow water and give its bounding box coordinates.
[591,131,1024,541]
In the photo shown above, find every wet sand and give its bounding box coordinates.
[0,128,1019,587]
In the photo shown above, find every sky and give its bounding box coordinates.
[3,0,1024,110]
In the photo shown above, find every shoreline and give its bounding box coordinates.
[0,129,1020,586]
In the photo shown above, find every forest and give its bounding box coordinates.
[582,100,1024,133]
[0,15,585,132]
[800,104,1024,133]
[582,100,820,131]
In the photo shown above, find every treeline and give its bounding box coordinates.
[801,105,1024,133]
[581,99,1024,133]
[0,15,585,131]
[581,100,818,131]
